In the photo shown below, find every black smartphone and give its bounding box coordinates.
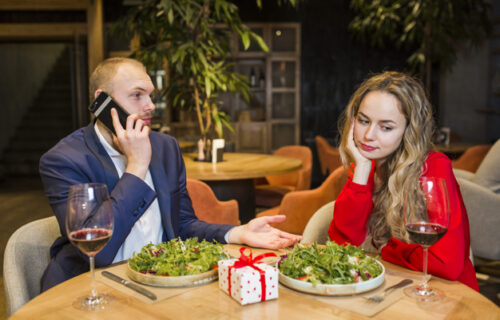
[88,91,130,135]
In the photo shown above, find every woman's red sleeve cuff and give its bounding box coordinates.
[344,179,371,192]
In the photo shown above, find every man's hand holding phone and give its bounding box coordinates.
[110,108,152,180]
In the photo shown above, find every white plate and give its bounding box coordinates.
[126,264,218,288]
[279,260,385,296]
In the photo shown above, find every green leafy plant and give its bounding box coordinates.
[349,0,491,93]
[113,0,270,145]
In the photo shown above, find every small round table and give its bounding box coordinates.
[178,140,196,151]
[183,153,302,223]
[435,143,475,159]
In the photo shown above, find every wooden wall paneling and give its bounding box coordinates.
[0,24,86,39]
[86,0,104,77]
[237,122,268,153]
[0,0,89,10]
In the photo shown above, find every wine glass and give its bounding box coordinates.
[403,177,450,302]
[66,183,114,310]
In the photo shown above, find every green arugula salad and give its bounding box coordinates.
[128,238,226,276]
[279,242,383,286]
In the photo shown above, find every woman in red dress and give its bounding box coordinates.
[328,71,478,291]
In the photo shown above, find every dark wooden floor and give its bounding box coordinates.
[0,176,497,319]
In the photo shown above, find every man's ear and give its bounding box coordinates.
[94,89,103,100]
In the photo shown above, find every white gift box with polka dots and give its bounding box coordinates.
[218,259,279,305]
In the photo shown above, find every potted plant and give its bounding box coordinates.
[112,0,271,161]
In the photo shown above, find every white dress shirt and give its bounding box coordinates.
[94,124,163,262]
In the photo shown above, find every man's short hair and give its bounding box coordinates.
[89,57,146,100]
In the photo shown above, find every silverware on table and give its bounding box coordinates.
[363,279,413,303]
[102,271,157,301]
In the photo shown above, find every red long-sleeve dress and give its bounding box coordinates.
[328,151,479,291]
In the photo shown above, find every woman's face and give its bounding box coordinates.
[353,90,407,164]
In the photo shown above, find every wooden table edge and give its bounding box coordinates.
[184,153,303,181]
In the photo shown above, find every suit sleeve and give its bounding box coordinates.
[39,148,157,267]
[328,178,374,246]
[381,153,470,282]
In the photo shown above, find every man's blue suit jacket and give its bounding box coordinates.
[39,122,233,291]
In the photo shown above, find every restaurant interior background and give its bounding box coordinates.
[0,0,499,315]
[0,0,499,186]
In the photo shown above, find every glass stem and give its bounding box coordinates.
[89,255,97,298]
[421,246,429,290]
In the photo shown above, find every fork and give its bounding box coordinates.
[363,279,413,303]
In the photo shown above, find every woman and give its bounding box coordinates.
[328,71,478,291]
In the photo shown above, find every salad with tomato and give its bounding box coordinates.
[128,238,226,276]
[279,242,383,286]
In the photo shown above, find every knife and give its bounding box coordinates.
[102,271,157,301]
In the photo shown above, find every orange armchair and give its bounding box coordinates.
[315,135,342,176]
[452,144,492,173]
[256,166,348,235]
[186,178,240,225]
[255,145,313,208]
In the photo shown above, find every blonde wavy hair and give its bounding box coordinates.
[338,71,434,246]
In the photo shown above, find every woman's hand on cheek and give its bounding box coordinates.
[347,121,371,166]
[348,121,372,185]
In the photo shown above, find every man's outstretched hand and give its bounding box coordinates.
[227,215,302,249]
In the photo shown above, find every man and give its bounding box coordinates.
[39,57,301,291]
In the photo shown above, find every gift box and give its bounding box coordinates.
[218,248,278,305]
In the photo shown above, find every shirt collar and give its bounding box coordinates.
[94,123,122,157]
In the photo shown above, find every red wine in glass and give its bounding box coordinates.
[403,177,450,302]
[406,222,447,247]
[66,183,114,311]
[69,228,112,256]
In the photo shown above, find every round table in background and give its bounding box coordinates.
[435,143,475,159]
[178,140,196,151]
[183,153,302,223]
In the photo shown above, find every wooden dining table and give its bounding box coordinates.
[178,140,196,151]
[11,245,499,320]
[183,153,302,223]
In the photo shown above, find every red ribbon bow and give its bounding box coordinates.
[227,247,277,302]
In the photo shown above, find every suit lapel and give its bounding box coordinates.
[150,140,176,240]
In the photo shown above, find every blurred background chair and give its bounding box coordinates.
[452,144,492,173]
[315,135,342,176]
[457,177,500,261]
[455,139,500,261]
[256,166,348,235]
[301,201,335,244]
[3,216,60,317]
[255,145,313,208]
[187,178,240,225]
